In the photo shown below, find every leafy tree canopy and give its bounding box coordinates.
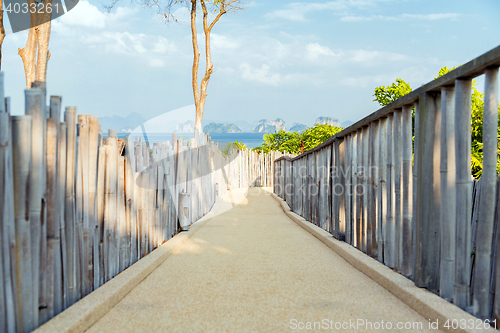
[253,124,343,155]
[373,78,412,106]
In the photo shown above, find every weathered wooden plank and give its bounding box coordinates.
[64,106,77,306]
[454,80,472,309]
[12,115,35,333]
[25,88,44,326]
[378,118,388,263]
[439,87,456,300]
[402,105,414,278]
[393,110,402,269]
[474,67,499,318]
[386,114,394,267]
[415,91,441,292]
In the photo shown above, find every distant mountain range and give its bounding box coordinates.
[204,122,242,133]
[253,118,286,133]
[100,112,353,134]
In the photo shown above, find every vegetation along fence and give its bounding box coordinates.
[0,73,288,333]
[274,45,500,322]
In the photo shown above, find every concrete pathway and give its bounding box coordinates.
[86,188,440,332]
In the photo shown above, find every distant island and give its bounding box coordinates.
[253,118,286,133]
[315,116,341,127]
[289,123,307,132]
[204,122,242,133]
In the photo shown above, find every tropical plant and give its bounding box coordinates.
[253,124,343,155]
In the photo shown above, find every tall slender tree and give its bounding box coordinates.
[0,0,5,69]
[113,0,244,132]
[18,0,52,88]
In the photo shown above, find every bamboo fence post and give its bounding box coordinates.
[142,141,150,255]
[78,119,90,297]
[12,115,35,333]
[393,110,403,270]
[0,72,14,332]
[332,142,340,236]
[454,80,472,309]
[412,103,419,278]
[44,118,60,322]
[57,122,68,309]
[415,91,442,291]
[74,124,83,298]
[344,134,352,245]
[125,136,136,266]
[386,114,394,267]
[88,116,99,292]
[48,98,64,314]
[25,88,45,326]
[3,110,17,332]
[370,122,379,256]
[439,87,456,300]
[402,105,414,278]
[351,130,358,247]
[96,145,106,285]
[104,131,118,281]
[362,126,369,253]
[475,68,498,318]
[64,106,77,306]
[118,156,127,272]
[377,118,388,264]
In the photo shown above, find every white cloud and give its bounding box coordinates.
[240,63,281,85]
[211,34,238,49]
[306,43,336,60]
[59,0,106,28]
[340,13,461,22]
[265,0,393,22]
[149,59,165,67]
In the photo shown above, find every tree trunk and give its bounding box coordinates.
[18,1,52,88]
[190,1,201,131]
[0,0,6,70]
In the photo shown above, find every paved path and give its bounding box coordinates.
[86,188,439,332]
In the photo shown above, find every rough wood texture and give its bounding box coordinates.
[439,87,456,300]
[454,80,472,309]
[474,68,498,319]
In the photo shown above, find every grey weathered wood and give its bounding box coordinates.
[454,80,472,309]
[415,91,441,291]
[401,105,413,277]
[344,134,352,244]
[393,110,402,270]
[412,103,419,279]
[378,117,388,263]
[25,88,44,326]
[369,122,379,257]
[44,118,60,323]
[474,67,498,319]
[3,111,17,333]
[12,115,35,333]
[351,130,358,247]
[57,122,68,310]
[386,114,395,267]
[362,126,369,253]
[439,87,456,300]
[88,116,99,292]
[64,107,77,306]
[96,146,106,287]
[104,134,118,281]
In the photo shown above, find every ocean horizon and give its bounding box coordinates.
[103,132,267,149]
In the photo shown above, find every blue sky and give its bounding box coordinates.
[2,0,500,128]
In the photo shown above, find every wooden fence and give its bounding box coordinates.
[0,74,284,333]
[274,45,500,321]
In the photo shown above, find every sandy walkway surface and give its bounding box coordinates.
[86,188,440,332]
